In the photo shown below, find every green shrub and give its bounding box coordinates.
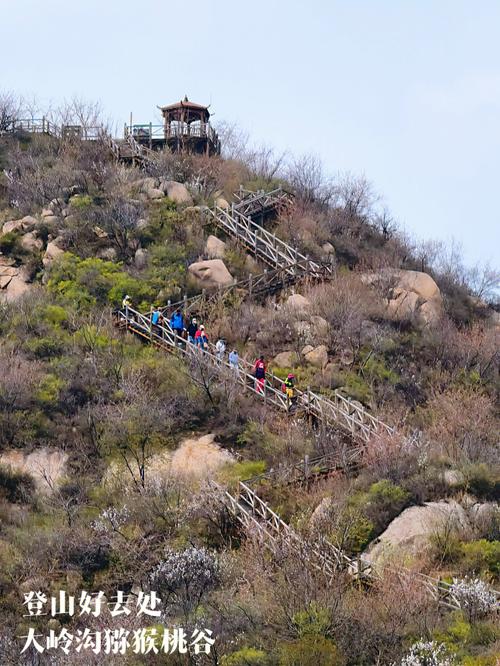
[42,304,68,326]
[221,647,269,666]
[219,460,266,486]
[338,371,371,403]
[463,464,500,501]
[434,614,499,653]
[292,604,331,638]
[331,506,374,553]
[25,335,66,359]
[362,354,399,385]
[69,194,92,210]
[278,635,343,666]
[47,253,154,308]
[0,231,23,258]
[460,540,500,577]
[462,655,500,665]
[36,374,64,407]
[0,465,36,503]
[349,479,410,535]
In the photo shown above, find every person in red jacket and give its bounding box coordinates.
[254,355,266,394]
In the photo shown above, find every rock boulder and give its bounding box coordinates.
[43,240,65,268]
[363,269,442,327]
[286,293,311,313]
[215,196,230,210]
[363,501,469,565]
[205,235,226,259]
[20,232,43,253]
[273,351,299,368]
[146,188,165,200]
[0,265,32,302]
[188,259,234,288]
[304,344,328,368]
[161,181,193,205]
[134,248,148,269]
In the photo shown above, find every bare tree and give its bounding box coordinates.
[332,172,379,221]
[0,90,23,132]
[286,153,333,206]
[91,196,143,259]
[51,96,107,133]
[216,120,250,161]
[465,262,500,303]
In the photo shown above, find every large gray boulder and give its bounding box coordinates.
[363,269,442,327]
[134,248,148,269]
[273,351,299,368]
[42,240,65,268]
[286,293,311,313]
[303,344,328,368]
[0,265,32,302]
[363,501,469,565]
[160,181,193,205]
[146,188,165,200]
[20,232,43,253]
[188,259,234,288]
[205,235,226,259]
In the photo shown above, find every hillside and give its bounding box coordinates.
[0,107,499,666]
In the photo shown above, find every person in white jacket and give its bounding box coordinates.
[215,338,226,362]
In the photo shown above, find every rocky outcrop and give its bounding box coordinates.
[215,196,230,210]
[134,248,148,269]
[273,351,299,368]
[42,239,65,268]
[160,181,193,205]
[146,188,165,200]
[20,232,43,252]
[205,235,226,259]
[363,269,442,327]
[2,216,38,235]
[0,261,33,302]
[303,344,328,368]
[286,293,311,313]
[0,448,68,495]
[188,259,234,288]
[294,315,329,345]
[96,247,118,261]
[364,501,469,565]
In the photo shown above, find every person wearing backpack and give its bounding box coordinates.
[283,373,298,412]
[254,355,266,394]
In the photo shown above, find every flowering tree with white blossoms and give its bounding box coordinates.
[449,577,497,622]
[150,546,220,618]
[397,640,454,666]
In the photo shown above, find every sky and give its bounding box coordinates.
[1,0,499,268]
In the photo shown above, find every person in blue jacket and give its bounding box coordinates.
[170,309,184,343]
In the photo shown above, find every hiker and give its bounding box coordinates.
[215,338,226,362]
[170,309,185,344]
[195,324,208,351]
[254,355,266,394]
[121,294,136,322]
[187,317,198,345]
[283,373,298,413]
[229,349,239,372]
[151,306,161,335]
